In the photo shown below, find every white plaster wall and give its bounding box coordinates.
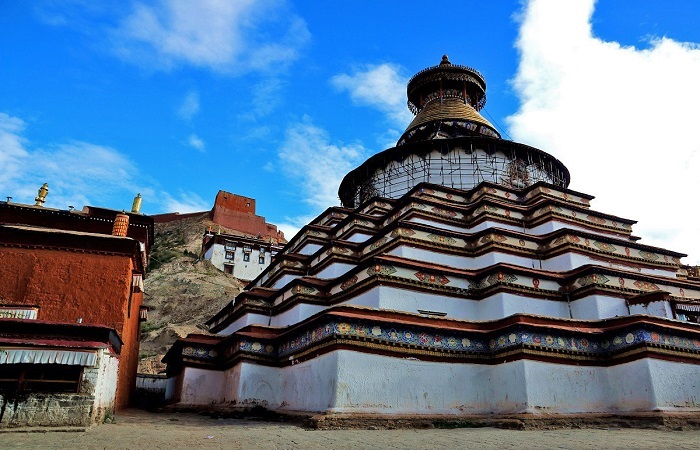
[221,353,340,411]
[388,246,531,271]
[342,286,569,321]
[272,274,301,290]
[165,376,178,401]
[468,221,524,234]
[178,367,226,405]
[569,295,629,320]
[217,313,269,336]
[271,304,326,328]
[315,262,355,279]
[206,244,225,271]
[233,249,268,281]
[521,360,609,413]
[297,243,322,255]
[529,221,625,239]
[83,349,118,423]
[629,301,674,319]
[346,232,372,243]
[408,218,467,233]
[176,351,700,414]
[330,350,529,414]
[646,358,700,410]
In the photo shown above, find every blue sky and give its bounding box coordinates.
[1,1,699,263]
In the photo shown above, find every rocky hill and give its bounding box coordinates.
[138,213,245,374]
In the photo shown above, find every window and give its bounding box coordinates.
[225,251,235,260]
[675,305,700,323]
[0,364,82,393]
[224,264,233,274]
[259,255,265,264]
[677,311,700,323]
[243,253,250,262]
[224,240,236,251]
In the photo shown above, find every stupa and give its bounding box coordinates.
[164,56,700,426]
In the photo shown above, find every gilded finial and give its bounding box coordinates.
[440,54,451,65]
[34,183,49,207]
[131,193,142,214]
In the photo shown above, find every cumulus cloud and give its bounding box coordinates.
[0,111,205,214]
[0,112,145,210]
[331,63,413,127]
[187,133,205,152]
[508,0,700,264]
[115,0,310,73]
[178,90,200,120]
[161,191,210,213]
[278,118,369,211]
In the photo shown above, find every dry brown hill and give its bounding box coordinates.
[138,213,246,374]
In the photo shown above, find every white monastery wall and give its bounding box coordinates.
[186,350,700,414]
[569,295,629,320]
[177,367,226,405]
[271,304,325,328]
[346,232,372,243]
[90,349,119,422]
[297,243,322,255]
[216,313,269,336]
[629,301,673,318]
[315,262,355,279]
[387,246,531,271]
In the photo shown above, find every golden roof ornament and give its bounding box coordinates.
[131,193,142,214]
[34,183,49,207]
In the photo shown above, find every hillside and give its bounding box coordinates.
[138,213,245,374]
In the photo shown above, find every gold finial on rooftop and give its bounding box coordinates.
[131,193,142,214]
[440,54,451,65]
[34,183,49,207]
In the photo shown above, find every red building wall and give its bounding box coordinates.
[212,191,284,240]
[0,248,142,410]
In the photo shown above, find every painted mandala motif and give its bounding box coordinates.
[366,264,397,276]
[414,272,450,285]
[586,215,606,225]
[390,228,416,238]
[369,237,388,251]
[282,260,300,267]
[552,236,566,246]
[593,241,617,253]
[487,272,518,284]
[539,205,563,214]
[637,250,659,261]
[431,206,457,218]
[293,285,316,295]
[468,279,486,290]
[427,234,458,245]
[340,275,359,291]
[577,274,610,286]
[633,280,660,291]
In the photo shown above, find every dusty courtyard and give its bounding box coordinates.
[3,409,700,450]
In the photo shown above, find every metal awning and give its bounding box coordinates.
[0,348,98,366]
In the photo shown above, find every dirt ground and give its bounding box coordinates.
[3,409,700,450]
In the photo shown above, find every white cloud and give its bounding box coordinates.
[278,118,369,211]
[331,63,413,127]
[0,111,196,215]
[115,0,310,73]
[508,0,700,264]
[178,90,200,120]
[161,191,210,213]
[187,133,205,152]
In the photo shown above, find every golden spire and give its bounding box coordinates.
[34,183,49,207]
[131,193,142,214]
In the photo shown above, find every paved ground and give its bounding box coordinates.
[3,409,700,450]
